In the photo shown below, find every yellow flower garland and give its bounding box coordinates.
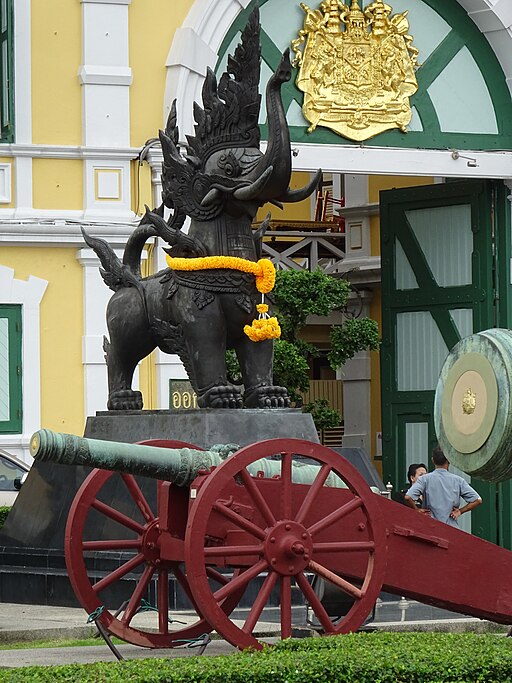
[165,255,276,293]
[165,254,280,342]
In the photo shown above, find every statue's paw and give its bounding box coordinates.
[198,385,243,409]
[108,390,143,411]
[244,385,291,409]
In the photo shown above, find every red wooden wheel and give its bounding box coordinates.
[184,438,387,650]
[65,439,240,648]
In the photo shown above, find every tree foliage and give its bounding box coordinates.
[227,269,381,429]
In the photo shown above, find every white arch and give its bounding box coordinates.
[164,0,512,179]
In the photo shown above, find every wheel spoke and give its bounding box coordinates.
[83,539,142,551]
[204,544,263,559]
[239,468,276,526]
[280,576,292,639]
[309,559,363,599]
[312,541,375,553]
[173,564,201,612]
[91,499,145,535]
[295,464,332,524]
[243,570,278,634]
[206,566,231,586]
[281,452,292,519]
[93,553,146,594]
[296,571,335,634]
[121,474,155,524]
[157,568,169,634]
[213,559,268,603]
[213,501,266,540]
[307,496,363,536]
[121,563,155,624]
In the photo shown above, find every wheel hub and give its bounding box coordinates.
[263,520,313,575]
[141,520,162,566]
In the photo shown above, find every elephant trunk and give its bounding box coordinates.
[248,49,292,202]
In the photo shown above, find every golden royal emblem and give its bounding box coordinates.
[291,0,419,141]
[462,388,477,415]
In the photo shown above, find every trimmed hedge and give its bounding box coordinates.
[1,632,512,682]
[0,506,10,529]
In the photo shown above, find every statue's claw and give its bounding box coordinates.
[107,390,143,411]
[198,385,244,409]
[243,385,291,409]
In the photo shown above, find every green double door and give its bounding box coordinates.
[380,180,512,545]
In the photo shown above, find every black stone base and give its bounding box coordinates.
[0,409,318,607]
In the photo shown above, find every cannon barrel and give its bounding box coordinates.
[30,429,349,488]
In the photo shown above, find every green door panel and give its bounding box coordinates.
[381,180,499,542]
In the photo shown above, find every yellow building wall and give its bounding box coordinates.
[32,160,84,210]
[0,248,84,436]
[31,2,82,145]
[129,1,191,147]
[0,157,14,209]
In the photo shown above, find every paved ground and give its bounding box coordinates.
[0,601,508,669]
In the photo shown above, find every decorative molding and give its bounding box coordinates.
[81,0,131,4]
[0,164,12,203]
[0,143,140,159]
[78,65,133,86]
[95,168,122,200]
[337,203,380,219]
[85,159,131,218]
[0,266,48,462]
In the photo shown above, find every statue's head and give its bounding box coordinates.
[159,8,313,222]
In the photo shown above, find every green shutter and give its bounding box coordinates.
[0,304,22,433]
[0,0,14,142]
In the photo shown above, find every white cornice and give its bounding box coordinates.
[0,217,139,246]
[287,143,512,180]
[0,144,140,159]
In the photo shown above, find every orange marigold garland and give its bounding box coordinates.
[243,301,281,342]
[165,255,276,293]
[165,254,281,342]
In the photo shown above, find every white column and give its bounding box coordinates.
[343,174,371,263]
[77,249,112,416]
[77,244,147,416]
[339,291,374,454]
[79,0,134,220]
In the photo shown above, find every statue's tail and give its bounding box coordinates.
[81,228,142,292]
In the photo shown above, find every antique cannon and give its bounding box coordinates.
[30,428,512,651]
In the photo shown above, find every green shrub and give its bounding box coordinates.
[0,506,10,529]
[1,632,512,682]
[302,398,341,431]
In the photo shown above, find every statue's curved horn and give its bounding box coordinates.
[233,166,274,201]
[200,188,223,207]
[277,169,322,203]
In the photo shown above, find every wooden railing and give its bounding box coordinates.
[256,220,346,273]
[301,379,343,417]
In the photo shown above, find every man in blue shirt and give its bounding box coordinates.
[404,446,482,528]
